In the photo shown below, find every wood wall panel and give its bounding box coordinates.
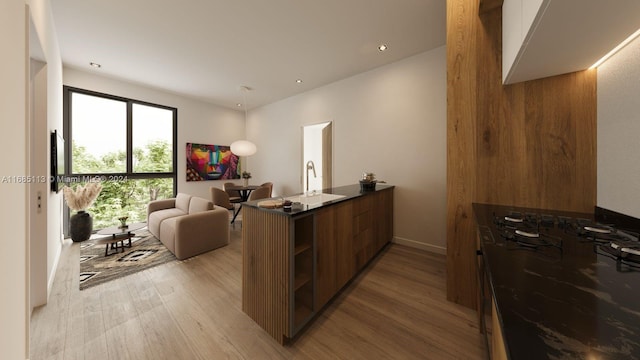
[446,0,480,308]
[446,0,597,308]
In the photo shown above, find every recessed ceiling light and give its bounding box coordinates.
[296,79,303,84]
[378,44,388,52]
[89,62,101,68]
[236,103,242,107]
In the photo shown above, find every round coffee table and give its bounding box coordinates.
[94,222,146,256]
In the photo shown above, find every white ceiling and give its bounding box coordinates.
[51,0,446,110]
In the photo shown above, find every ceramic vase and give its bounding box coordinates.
[69,210,93,242]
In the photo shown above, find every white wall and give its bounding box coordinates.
[1,0,63,357]
[0,2,28,358]
[63,68,246,200]
[597,36,640,218]
[247,47,447,253]
[28,0,64,316]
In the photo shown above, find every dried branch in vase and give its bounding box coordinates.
[63,182,103,211]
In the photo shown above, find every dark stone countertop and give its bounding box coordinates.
[243,184,394,216]
[474,203,640,360]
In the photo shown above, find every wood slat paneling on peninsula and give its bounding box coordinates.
[242,207,291,344]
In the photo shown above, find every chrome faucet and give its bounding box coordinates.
[305,160,316,193]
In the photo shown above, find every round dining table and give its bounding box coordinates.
[225,184,260,202]
[224,184,260,223]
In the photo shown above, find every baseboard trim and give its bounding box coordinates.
[46,238,62,304]
[392,236,446,255]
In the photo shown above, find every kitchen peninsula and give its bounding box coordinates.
[241,184,394,344]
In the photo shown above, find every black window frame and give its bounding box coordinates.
[62,86,178,231]
[62,85,178,236]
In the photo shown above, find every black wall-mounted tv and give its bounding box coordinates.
[50,130,65,192]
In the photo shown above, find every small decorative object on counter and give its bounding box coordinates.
[359,172,377,191]
[362,172,375,182]
[118,216,129,229]
[283,200,293,212]
[257,199,284,209]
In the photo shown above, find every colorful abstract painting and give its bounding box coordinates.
[186,143,239,181]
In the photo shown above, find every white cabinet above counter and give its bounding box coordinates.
[502,0,640,84]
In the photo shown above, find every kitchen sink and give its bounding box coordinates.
[285,192,346,205]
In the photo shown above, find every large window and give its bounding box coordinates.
[63,86,177,230]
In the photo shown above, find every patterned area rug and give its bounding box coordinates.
[79,229,176,290]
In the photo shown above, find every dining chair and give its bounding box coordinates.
[211,187,241,224]
[260,182,273,197]
[248,186,271,201]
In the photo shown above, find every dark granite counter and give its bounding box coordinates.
[243,184,394,216]
[474,203,640,360]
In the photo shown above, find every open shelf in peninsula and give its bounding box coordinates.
[294,242,312,255]
[241,184,394,345]
[292,213,314,330]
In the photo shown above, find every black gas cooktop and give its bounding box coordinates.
[492,209,640,268]
[474,203,640,360]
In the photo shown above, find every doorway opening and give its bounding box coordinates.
[302,121,332,193]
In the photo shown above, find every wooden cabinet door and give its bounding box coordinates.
[315,207,336,309]
[373,189,393,252]
[334,201,353,290]
[352,196,373,272]
[315,202,353,309]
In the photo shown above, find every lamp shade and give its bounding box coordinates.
[230,140,257,157]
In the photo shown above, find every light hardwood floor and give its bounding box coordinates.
[30,223,485,359]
